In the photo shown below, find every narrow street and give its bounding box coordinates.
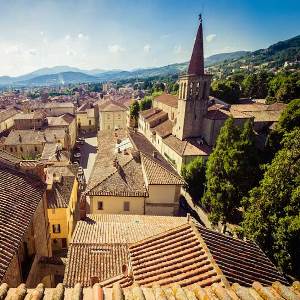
[80,135,97,183]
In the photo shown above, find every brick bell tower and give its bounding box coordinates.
[173,15,212,140]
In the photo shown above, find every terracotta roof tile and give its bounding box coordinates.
[63,214,187,287]
[1,281,299,300]
[154,93,178,108]
[198,225,288,287]
[0,164,45,282]
[140,153,183,185]
[151,119,173,138]
[98,99,127,112]
[163,135,211,156]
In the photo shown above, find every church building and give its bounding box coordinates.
[138,16,252,173]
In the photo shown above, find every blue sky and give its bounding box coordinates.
[0,0,299,76]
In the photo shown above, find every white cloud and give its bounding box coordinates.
[174,44,183,54]
[108,44,125,53]
[66,49,77,56]
[40,31,45,36]
[206,34,216,43]
[143,44,151,53]
[78,33,89,40]
[65,34,71,40]
[5,45,21,54]
[28,48,38,56]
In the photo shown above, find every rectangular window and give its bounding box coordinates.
[98,201,103,210]
[123,201,130,212]
[34,146,38,152]
[52,224,61,233]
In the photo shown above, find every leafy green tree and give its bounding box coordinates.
[202,118,260,225]
[181,157,206,204]
[268,71,300,103]
[140,96,152,111]
[242,71,271,99]
[211,80,241,103]
[129,100,140,121]
[242,128,300,277]
[267,99,300,154]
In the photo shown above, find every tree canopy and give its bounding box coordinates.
[129,100,140,120]
[211,80,241,103]
[267,98,300,154]
[202,118,260,225]
[181,157,206,204]
[242,128,300,277]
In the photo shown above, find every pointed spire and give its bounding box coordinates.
[188,14,204,75]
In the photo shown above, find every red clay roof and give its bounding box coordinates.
[154,93,178,108]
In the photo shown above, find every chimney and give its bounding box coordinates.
[152,151,158,159]
[80,194,87,220]
[18,134,22,143]
[187,213,191,223]
[19,161,47,183]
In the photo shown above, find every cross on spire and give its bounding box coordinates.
[199,13,202,23]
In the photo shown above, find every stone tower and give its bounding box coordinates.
[173,15,212,140]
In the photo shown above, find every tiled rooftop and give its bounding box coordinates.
[154,93,178,108]
[0,107,18,123]
[47,113,75,126]
[127,224,224,288]
[198,225,288,287]
[1,281,300,300]
[151,119,173,138]
[47,176,75,209]
[64,214,188,287]
[87,129,148,197]
[140,153,183,185]
[4,129,66,145]
[163,135,211,156]
[0,163,45,282]
[45,102,74,108]
[128,129,177,174]
[98,99,127,112]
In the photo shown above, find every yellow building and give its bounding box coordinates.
[46,169,79,251]
[98,99,127,130]
[3,129,68,159]
[76,103,97,133]
[0,107,18,134]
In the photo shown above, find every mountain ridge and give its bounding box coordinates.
[0,34,299,87]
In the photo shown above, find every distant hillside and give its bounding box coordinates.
[205,51,250,66]
[216,35,300,69]
[14,72,100,87]
[0,35,299,87]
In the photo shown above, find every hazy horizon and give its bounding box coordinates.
[0,0,299,77]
